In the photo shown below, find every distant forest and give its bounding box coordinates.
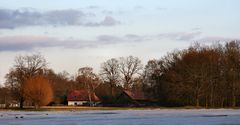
[1,41,240,108]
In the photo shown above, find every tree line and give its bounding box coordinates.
[143,41,240,107]
[0,54,143,108]
[1,41,240,108]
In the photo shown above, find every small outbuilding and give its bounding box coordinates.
[115,90,148,107]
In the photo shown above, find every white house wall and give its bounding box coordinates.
[68,101,88,106]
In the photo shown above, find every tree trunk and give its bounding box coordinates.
[196,91,200,107]
[88,92,92,106]
[232,82,236,107]
[221,98,225,108]
[20,98,24,109]
[232,95,236,107]
[35,104,40,109]
[196,82,200,107]
[111,85,114,100]
[87,84,92,107]
[210,81,214,107]
[5,95,9,109]
[110,80,114,99]
[205,96,208,108]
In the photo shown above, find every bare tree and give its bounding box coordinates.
[77,67,100,106]
[119,56,143,90]
[5,53,47,109]
[100,58,120,97]
[23,75,53,109]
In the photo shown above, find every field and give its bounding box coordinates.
[1,109,240,125]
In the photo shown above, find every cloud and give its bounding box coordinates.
[85,16,120,26]
[157,31,239,43]
[197,36,239,42]
[158,32,202,41]
[43,10,85,25]
[97,35,122,43]
[96,34,147,43]
[0,36,60,51]
[156,7,167,10]
[125,34,150,41]
[191,27,201,31]
[0,35,108,51]
[134,6,145,10]
[0,34,145,51]
[102,10,114,15]
[0,32,237,52]
[0,8,120,29]
[87,6,101,10]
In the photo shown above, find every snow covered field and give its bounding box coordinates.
[1,109,240,125]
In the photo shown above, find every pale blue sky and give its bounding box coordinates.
[0,0,239,84]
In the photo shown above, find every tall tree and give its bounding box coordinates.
[119,56,143,90]
[142,59,163,101]
[77,67,100,106]
[100,58,120,97]
[5,53,47,109]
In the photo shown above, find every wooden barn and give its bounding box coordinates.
[115,90,148,107]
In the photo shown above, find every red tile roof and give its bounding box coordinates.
[67,90,100,102]
[123,90,146,100]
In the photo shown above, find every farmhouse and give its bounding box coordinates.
[67,90,100,106]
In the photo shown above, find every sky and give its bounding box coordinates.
[0,0,239,85]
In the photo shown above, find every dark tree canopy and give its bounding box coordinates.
[143,41,240,107]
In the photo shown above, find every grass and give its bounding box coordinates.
[36,106,162,111]
[0,106,161,111]
[1,106,240,112]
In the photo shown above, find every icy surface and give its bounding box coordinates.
[1,109,240,125]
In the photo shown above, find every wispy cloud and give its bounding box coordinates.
[86,6,101,10]
[0,8,120,29]
[191,27,201,31]
[0,36,60,51]
[84,16,120,26]
[0,31,238,52]
[197,36,239,42]
[157,31,239,42]
[96,34,146,43]
[156,7,167,10]
[158,32,202,41]
[0,34,145,51]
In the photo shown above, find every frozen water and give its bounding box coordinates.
[1,109,240,125]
